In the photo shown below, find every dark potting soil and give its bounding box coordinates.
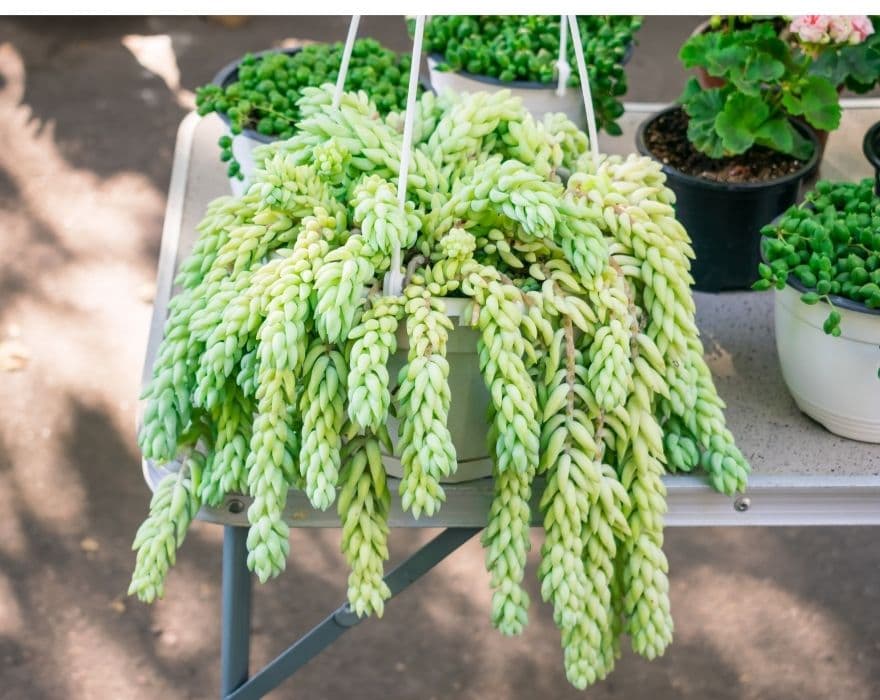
[644,107,806,184]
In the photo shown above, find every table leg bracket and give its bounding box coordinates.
[222,526,482,700]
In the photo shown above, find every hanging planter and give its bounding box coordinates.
[636,106,820,291]
[420,15,639,133]
[131,16,749,692]
[754,178,880,442]
[384,297,492,483]
[426,54,586,126]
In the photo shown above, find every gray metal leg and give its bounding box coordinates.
[225,527,481,700]
[221,525,252,698]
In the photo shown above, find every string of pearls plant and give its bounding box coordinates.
[131,85,749,689]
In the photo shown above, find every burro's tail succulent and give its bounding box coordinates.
[133,86,748,691]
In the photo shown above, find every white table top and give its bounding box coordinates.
[142,105,880,527]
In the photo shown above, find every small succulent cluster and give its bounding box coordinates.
[133,85,747,689]
[196,39,416,176]
[420,15,641,135]
[755,178,880,337]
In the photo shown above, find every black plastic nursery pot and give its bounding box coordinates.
[865,120,880,196]
[636,106,821,293]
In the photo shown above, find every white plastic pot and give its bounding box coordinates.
[226,131,266,197]
[427,55,586,128]
[774,283,880,442]
[383,297,493,482]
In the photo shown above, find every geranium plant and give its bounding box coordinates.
[807,15,880,93]
[679,15,875,159]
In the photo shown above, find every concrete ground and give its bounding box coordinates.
[0,15,878,700]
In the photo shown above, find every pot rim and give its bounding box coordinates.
[426,42,634,90]
[760,218,880,317]
[864,120,880,170]
[211,46,304,145]
[635,105,821,192]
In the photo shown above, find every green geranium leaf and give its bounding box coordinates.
[781,90,805,117]
[711,43,749,78]
[810,48,848,87]
[812,38,880,90]
[687,119,726,159]
[680,80,727,158]
[679,34,712,69]
[680,76,704,102]
[788,128,815,161]
[714,92,769,155]
[744,50,785,84]
[754,117,795,154]
[681,80,725,122]
[798,75,841,131]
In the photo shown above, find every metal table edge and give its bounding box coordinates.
[137,110,880,528]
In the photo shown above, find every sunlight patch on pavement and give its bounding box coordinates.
[0,573,23,635]
[674,565,874,699]
[121,34,195,110]
[0,41,162,532]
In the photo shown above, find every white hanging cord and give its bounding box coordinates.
[555,16,571,97]
[333,15,361,108]
[397,15,424,207]
[384,14,425,296]
[566,14,600,163]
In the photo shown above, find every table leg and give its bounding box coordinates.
[224,527,481,700]
[221,525,252,698]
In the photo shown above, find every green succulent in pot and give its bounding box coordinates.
[195,39,416,177]
[752,177,880,441]
[131,85,750,688]
[418,15,641,135]
[754,178,880,326]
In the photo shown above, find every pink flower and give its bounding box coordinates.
[850,16,875,44]
[828,16,853,43]
[790,15,831,44]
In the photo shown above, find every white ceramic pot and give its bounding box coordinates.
[427,55,586,128]
[774,283,880,442]
[383,297,493,482]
